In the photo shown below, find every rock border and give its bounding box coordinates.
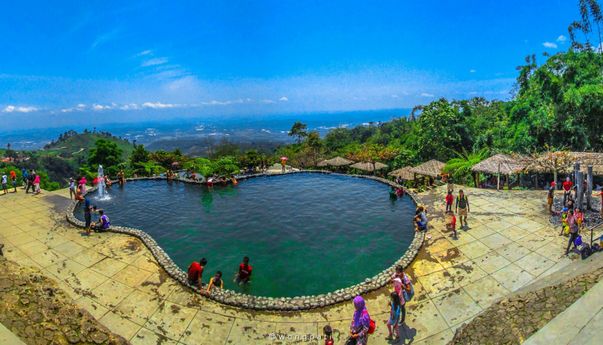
[65,170,424,311]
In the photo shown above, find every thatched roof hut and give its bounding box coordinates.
[524,151,603,176]
[410,160,445,178]
[388,166,414,180]
[350,162,388,172]
[317,156,353,167]
[471,154,527,175]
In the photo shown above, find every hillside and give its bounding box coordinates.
[42,130,133,161]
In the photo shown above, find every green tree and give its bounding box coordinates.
[88,139,123,175]
[288,121,308,144]
[443,148,489,187]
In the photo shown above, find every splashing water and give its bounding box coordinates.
[96,165,111,201]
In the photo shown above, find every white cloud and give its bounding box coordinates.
[60,103,87,112]
[2,105,38,113]
[142,57,168,67]
[556,35,567,42]
[420,92,434,97]
[390,94,399,98]
[119,103,140,110]
[92,104,113,111]
[142,101,176,109]
[469,69,476,73]
[279,96,289,102]
[137,50,153,56]
[543,42,558,49]
[260,99,276,104]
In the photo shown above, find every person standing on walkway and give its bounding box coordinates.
[83,197,93,234]
[562,176,573,206]
[445,190,454,212]
[547,181,556,214]
[69,178,76,199]
[386,291,401,341]
[1,172,7,195]
[33,173,41,194]
[349,296,371,345]
[26,170,35,193]
[565,215,580,255]
[9,170,17,193]
[21,168,27,189]
[455,190,470,229]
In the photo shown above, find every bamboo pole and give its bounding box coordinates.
[587,166,593,210]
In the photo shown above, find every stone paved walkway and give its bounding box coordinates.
[0,186,600,344]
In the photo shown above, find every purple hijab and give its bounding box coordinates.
[352,296,370,328]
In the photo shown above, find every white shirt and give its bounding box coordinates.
[1,175,7,184]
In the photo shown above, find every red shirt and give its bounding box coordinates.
[450,215,456,229]
[187,262,204,282]
[445,194,453,204]
[562,180,573,192]
[238,263,252,280]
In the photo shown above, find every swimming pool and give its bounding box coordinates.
[77,173,416,297]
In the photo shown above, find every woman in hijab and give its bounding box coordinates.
[348,295,370,345]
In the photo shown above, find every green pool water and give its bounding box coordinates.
[79,173,415,297]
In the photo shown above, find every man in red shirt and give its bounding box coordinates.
[235,256,252,285]
[562,177,573,206]
[188,258,207,291]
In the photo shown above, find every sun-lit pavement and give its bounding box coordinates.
[0,186,600,345]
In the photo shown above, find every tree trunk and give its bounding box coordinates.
[554,170,558,190]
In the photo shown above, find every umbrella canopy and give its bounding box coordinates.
[388,166,415,180]
[471,154,527,175]
[350,161,388,172]
[410,160,445,178]
[317,156,354,167]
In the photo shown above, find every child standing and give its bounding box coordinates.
[447,211,457,239]
[445,191,453,212]
[386,291,401,341]
[560,207,569,236]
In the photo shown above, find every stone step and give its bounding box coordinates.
[523,277,603,345]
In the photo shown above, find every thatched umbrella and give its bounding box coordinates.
[388,166,414,180]
[317,156,354,167]
[350,161,388,172]
[410,160,445,178]
[471,153,527,190]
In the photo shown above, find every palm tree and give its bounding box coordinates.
[444,148,489,187]
[587,0,603,52]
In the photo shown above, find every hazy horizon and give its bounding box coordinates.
[0,1,580,131]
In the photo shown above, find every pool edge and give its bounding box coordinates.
[64,170,425,311]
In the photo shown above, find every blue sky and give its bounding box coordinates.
[0,0,582,127]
